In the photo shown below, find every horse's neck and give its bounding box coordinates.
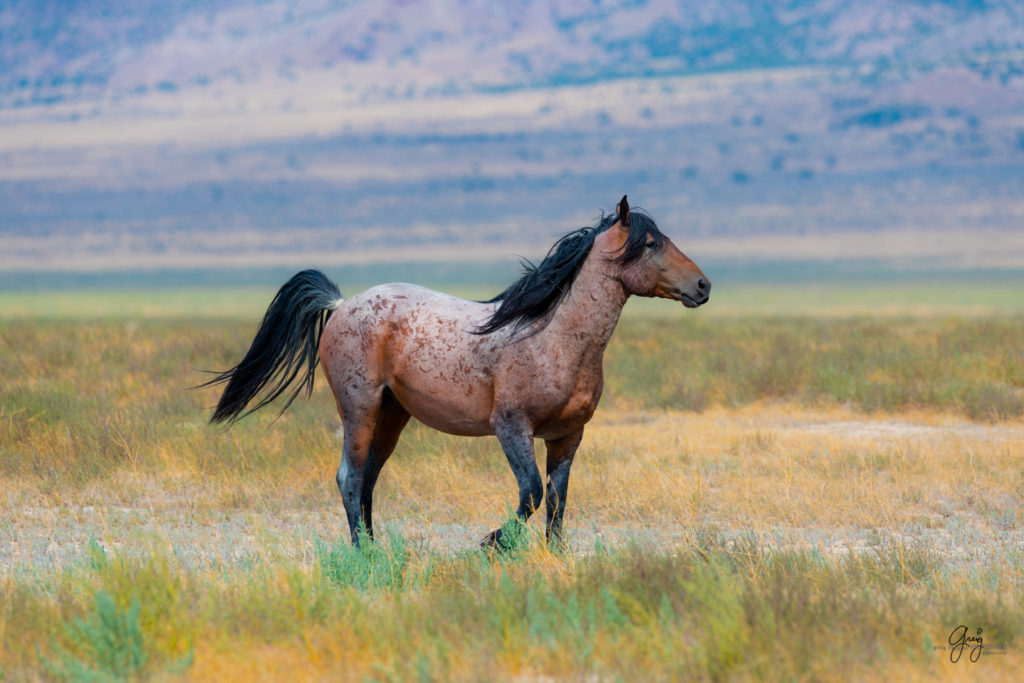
[541,251,627,363]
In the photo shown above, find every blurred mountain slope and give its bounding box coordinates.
[1,1,1023,274]
[4,0,1023,101]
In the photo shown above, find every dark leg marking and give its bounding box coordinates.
[483,412,543,547]
[337,431,370,546]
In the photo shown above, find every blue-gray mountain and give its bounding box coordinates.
[3,0,1023,100]
[1,1,1022,275]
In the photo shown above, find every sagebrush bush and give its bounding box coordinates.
[47,592,148,681]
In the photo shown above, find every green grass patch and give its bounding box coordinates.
[2,270,1023,321]
[316,525,422,592]
[3,530,1021,680]
[47,592,150,681]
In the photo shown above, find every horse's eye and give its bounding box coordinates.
[645,241,656,250]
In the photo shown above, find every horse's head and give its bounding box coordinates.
[604,195,710,307]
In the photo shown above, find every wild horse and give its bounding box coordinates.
[204,196,710,546]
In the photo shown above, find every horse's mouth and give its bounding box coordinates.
[679,293,708,308]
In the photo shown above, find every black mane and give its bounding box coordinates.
[474,208,666,336]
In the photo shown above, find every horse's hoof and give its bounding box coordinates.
[480,529,503,548]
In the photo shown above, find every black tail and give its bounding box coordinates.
[201,269,342,425]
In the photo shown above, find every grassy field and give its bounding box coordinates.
[1,282,1023,680]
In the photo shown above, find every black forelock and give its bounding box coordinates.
[473,206,666,336]
[615,210,666,264]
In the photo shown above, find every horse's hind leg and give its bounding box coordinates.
[336,387,410,545]
[544,428,583,547]
[360,389,410,539]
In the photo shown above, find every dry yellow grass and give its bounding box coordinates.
[1,311,1022,679]
[4,401,1021,577]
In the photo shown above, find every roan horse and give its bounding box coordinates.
[205,196,710,546]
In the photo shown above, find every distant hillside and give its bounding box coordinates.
[1,0,1023,275]
[4,0,1024,102]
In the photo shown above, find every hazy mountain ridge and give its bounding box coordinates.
[4,0,1023,105]
[1,1,1023,275]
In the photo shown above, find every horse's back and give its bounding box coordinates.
[328,282,492,343]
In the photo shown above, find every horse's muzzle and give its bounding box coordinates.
[678,278,710,308]
[680,293,709,308]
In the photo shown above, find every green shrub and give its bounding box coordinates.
[316,526,415,592]
[47,592,147,682]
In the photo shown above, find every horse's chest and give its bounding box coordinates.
[561,384,600,421]
[496,342,606,434]
[531,367,603,436]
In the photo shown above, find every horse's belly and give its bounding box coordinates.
[386,343,495,436]
[389,376,494,436]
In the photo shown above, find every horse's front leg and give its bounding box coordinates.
[544,428,583,547]
[483,411,543,548]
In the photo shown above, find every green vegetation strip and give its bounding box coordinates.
[4,529,1021,680]
[1,274,1022,320]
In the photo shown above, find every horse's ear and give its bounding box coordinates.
[616,195,630,229]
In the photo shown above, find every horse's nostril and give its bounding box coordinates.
[697,278,708,293]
